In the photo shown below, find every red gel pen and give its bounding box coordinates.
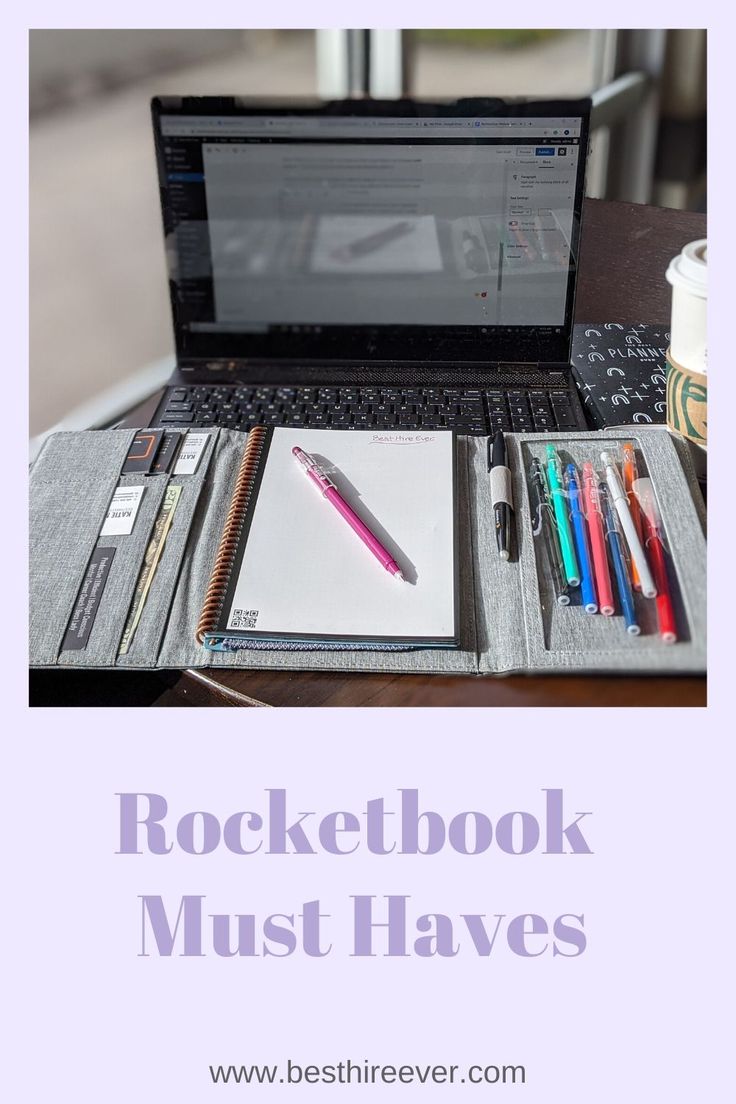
[632,476,677,644]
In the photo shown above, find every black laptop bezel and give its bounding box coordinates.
[151,94,591,368]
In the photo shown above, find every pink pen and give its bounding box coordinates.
[292,446,405,580]
[582,462,615,616]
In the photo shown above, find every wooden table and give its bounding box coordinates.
[123,197,707,707]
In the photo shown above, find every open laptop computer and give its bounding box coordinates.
[150,95,591,435]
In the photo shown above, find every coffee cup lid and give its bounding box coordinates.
[666,238,707,297]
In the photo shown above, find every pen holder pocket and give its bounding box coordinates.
[115,431,219,668]
[57,473,170,668]
[515,434,694,670]
[30,429,136,667]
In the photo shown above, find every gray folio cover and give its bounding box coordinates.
[29,426,706,675]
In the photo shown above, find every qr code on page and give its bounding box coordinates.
[230,608,259,629]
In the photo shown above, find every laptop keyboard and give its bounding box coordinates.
[158,385,581,434]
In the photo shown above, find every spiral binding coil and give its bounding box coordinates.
[196,426,267,644]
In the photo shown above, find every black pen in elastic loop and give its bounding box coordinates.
[489,430,513,562]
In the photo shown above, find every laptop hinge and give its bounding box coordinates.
[175,359,570,387]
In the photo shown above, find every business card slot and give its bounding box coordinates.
[57,474,169,667]
[30,429,136,667]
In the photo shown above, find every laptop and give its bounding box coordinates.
[150,95,591,435]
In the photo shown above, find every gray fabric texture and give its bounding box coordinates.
[29,429,135,665]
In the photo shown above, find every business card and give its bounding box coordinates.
[100,485,145,537]
[173,431,209,475]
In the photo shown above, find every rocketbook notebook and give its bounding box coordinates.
[29,425,706,675]
[196,427,459,650]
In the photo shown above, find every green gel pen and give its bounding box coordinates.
[545,444,580,586]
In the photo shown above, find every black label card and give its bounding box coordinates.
[122,429,165,474]
[61,546,116,651]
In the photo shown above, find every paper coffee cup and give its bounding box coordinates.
[666,238,707,374]
[666,346,707,446]
[666,239,707,482]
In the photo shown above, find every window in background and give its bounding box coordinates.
[30,30,317,436]
[408,30,597,99]
[406,29,613,200]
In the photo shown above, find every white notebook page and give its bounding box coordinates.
[225,427,456,640]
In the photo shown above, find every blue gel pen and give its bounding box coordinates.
[600,482,640,636]
[565,464,598,613]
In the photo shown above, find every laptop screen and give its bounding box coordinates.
[153,98,590,365]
